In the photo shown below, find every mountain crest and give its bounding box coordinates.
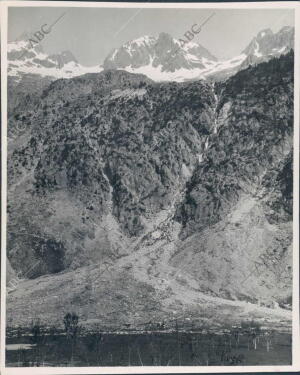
[8,26,294,83]
[242,26,294,56]
[7,38,102,81]
[257,28,273,39]
[103,26,294,82]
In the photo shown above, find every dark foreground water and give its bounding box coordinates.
[6,331,291,367]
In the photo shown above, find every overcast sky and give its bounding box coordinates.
[8,7,294,65]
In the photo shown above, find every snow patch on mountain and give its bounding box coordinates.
[8,40,102,81]
[8,26,294,84]
[253,41,262,58]
[103,27,294,82]
[122,53,247,82]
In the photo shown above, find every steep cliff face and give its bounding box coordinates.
[7,52,294,327]
[176,52,293,238]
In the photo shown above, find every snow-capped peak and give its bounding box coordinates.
[8,26,294,85]
[104,32,218,74]
[103,27,293,82]
[243,26,294,57]
[8,37,102,81]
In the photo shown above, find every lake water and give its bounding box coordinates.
[6,343,36,351]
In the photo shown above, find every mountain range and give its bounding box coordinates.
[6,46,294,330]
[8,26,294,84]
[8,38,101,81]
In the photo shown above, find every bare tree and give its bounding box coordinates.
[63,312,80,364]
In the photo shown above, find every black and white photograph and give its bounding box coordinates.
[1,1,299,373]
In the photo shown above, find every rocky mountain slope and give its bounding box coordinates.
[6,25,294,129]
[6,51,294,329]
[7,39,102,115]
